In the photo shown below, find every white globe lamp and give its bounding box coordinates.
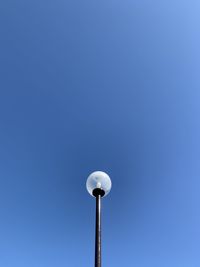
[86,171,112,267]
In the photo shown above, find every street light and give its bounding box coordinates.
[86,171,112,267]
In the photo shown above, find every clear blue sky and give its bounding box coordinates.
[0,0,200,266]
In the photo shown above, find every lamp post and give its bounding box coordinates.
[86,171,112,267]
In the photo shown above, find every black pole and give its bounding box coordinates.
[92,188,105,267]
[95,194,101,267]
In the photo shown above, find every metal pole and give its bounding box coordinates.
[95,194,101,267]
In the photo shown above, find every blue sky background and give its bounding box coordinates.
[0,0,200,266]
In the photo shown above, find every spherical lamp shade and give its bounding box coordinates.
[86,171,112,197]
